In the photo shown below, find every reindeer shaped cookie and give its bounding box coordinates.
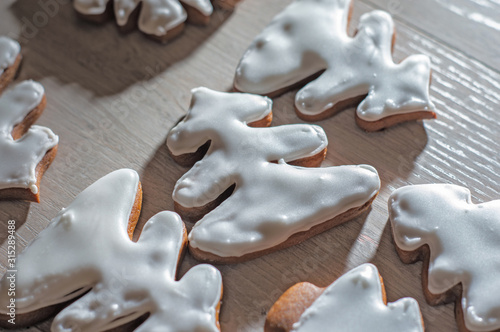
[234,0,436,131]
[266,264,424,332]
[167,88,381,263]
[0,37,21,91]
[74,0,238,42]
[0,169,223,331]
[0,36,58,202]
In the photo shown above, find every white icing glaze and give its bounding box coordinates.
[73,0,109,16]
[0,80,58,194]
[389,184,500,332]
[74,0,213,37]
[234,0,435,122]
[0,169,222,332]
[182,0,213,15]
[167,88,381,258]
[292,263,423,332]
[0,36,20,76]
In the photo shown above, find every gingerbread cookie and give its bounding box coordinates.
[167,88,381,263]
[0,36,21,92]
[0,37,58,202]
[0,169,223,331]
[73,0,238,42]
[234,0,436,131]
[389,184,500,332]
[266,263,424,332]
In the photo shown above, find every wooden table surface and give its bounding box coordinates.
[1,0,499,331]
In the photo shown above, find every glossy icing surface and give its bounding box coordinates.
[74,0,213,36]
[0,169,222,332]
[0,36,20,75]
[0,80,58,194]
[390,184,500,332]
[292,264,423,332]
[167,88,381,258]
[234,0,435,122]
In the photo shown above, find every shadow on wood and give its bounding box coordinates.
[0,201,30,245]
[8,0,234,97]
[136,135,187,240]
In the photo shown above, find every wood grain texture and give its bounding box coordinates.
[365,0,500,70]
[0,0,499,331]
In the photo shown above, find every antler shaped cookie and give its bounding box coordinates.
[0,169,223,332]
[74,0,238,42]
[390,184,500,332]
[0,36,58,202]
[234,0,436,131]
[167,88,381,263]
[266,263,424,332]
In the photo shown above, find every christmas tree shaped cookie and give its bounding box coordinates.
[390,184,500,332]
[74,0,238,42]
[234,0,436,131]
[0,36,58,202]
[167,88,381,263]
[265,263,424,332]
[0,169,223,331]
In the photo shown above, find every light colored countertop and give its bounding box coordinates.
[1,0,499,331]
